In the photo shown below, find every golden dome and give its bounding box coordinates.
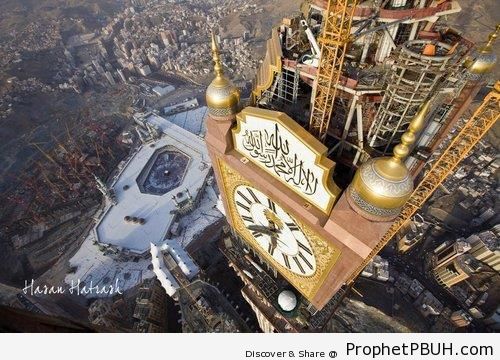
[465,25,499,76]
[206,32,240,118]
[347,101,431,221]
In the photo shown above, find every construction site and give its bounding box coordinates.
[0,111,133,286]
[0,0,498,334]
[253,1,495,170]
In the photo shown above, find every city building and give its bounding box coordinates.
[92,115,211,254]
[433,240,472,269]
[361,255,390,282]
[449,309,473,328]
[414,290,444,317]
[466,231,500,271]
[434,254,482,288]
[133,278,168,333]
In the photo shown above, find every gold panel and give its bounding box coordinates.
[218,158,341,301]
[251,28,283,104]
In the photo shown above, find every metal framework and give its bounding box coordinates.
[347,81,500,283]
[368,40,454,153]
[309,0,358,142]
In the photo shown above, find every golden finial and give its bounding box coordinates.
[392,101,431,162]
[465,24,499,75]
[346,102,430,221]
[211,31,224,77]
[206,30,240,118]
[480,24,500,54]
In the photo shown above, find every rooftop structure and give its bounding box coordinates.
[178,280,251,333]
[164,107,209,137]
[250,0,489,173]
[94,118,210,254]
[414,290,444,317]
[408,279,425,299]
[360,255,390,282]
[434,253,482,288]
[466,231,500,271]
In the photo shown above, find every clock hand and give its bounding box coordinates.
[247,224,281,235]
[247,225,268,233]
[268,220,294,251]
[269,233,278,252]
[247,224,281,252]
[275,237,290,250]
[250,226,290,252]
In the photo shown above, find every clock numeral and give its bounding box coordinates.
[236,201,250,212]
[247,188,261,204]
[293,257,305,274]
[241,215,254,223]
[286,222,300,232]
[297,241,313,255]
[251,231,263,238]
[298,252,313,270]
[267,243,275,256]
[236,190,252,205]
[282,254,290,269]
[267,198,276,213]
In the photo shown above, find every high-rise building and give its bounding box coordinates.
[203,1,498,332]
[204,26,436,331]
[433,240,471,269]
[466,231,500,271]
[434,254,482,288]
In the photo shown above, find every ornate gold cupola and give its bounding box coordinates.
[205,32,240,119]
[465,24,499,76]
[347,101,431,221]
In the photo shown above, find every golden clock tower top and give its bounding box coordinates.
[347,101,431,221]
[205,32,240,120]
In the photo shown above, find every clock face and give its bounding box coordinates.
[233,184,316,276]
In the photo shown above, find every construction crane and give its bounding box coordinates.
[347,81,500,283]
[309,0,359,142]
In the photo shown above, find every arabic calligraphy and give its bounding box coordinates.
[241,123,319,195]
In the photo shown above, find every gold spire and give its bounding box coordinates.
[346,101,431,221]
[480,24,500,54]
[205,31,240,119]
[211,31,224,77]
[392,100,431,162]
[466,24,499,75]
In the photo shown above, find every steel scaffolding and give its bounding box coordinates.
[259,66,300,107]
[367,40,454,154]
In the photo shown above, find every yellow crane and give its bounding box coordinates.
[309,0,359,142]
[347,81,500,283]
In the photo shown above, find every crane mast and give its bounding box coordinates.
[347,81,500,283]
[308,0,359,142]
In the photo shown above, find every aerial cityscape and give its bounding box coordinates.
[0,0,498,334]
